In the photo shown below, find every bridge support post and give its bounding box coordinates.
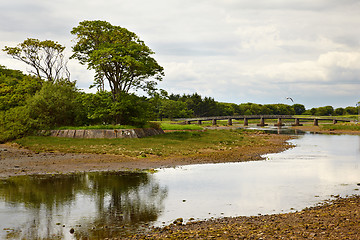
[314,119,319,126]
[212,119,217,125]
[333,119,337,124]
[292,118,303,126]
[197,120,202,125]
[227,118,232,126]
[185,121,190,125]
[244,118,248,126]
[257,117,268,126]
[274,118,284,126]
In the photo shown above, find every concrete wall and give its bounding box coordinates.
[41,128,164,139]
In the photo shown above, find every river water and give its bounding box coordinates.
[0,129,359,239]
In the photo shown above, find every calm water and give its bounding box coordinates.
[0,130,359,239]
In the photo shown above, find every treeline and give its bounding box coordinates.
[0,65,357,142]
[154,92,357,119]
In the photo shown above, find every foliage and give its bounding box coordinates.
[158,100,192,120]
[0,65,42,111]
[292,104,306,115]
[3,39,70,82]
[0,106,34,142]
[26,80,85,128]
[79,91,154,127]
[344,106,358,115]
[0,66,42,142]
[71,20,164,101]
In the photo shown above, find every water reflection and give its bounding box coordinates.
[0,132,360,239]
[0,172,167,239]
[152,133,360,225]
[247,126,306,135]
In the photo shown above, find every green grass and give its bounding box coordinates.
[54,125,137,130]
[320,123,360,131]
[15,129,263,157]
[159,122,203,130]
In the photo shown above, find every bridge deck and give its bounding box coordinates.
[174,115,352,126]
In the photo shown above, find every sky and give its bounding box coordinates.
[1,0,360,109]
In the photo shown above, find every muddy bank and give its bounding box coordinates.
[0,133,292,178]
[127,195,360,239]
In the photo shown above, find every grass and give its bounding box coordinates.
[320,122,360,131]
[15,129,264,157]
[159,122,203,130]
[53,122,203,131]
[54,125,137,130]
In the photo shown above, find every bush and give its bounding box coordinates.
[27,80,85,128]
[0,106,34,142]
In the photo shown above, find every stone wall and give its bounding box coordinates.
[43,128,164,139]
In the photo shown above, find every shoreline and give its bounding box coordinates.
[0,132,292,178]
[127,195,360,239]
[292,125,360,135]
[1,129,359,238]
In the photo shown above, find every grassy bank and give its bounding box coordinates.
[15,129,269,157]
[320,122,360,131]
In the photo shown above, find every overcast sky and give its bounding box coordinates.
[1,0,360,108]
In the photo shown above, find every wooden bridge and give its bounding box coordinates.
[174,115,352,126]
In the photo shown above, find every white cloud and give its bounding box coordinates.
[1,0,360,108]
[318,52,360,69]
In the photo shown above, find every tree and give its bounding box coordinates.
[334,107,345,115]
[3,38,70,82]
[315,106,334,116]
[27,80,84,128]
[158,99,192,120]
[292,104,306,115]
[0,65,42,111]
[71,20,164,102]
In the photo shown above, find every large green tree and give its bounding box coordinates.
[71,20,164,102]
[3,38,70,82]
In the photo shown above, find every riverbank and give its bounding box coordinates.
[0,130,292,178]
[127,195,360,239]
[1,128,359,239]
[292,125,360,135]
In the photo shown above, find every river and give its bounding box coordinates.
[0,128,359,239]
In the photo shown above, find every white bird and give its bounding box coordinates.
[286,97,294,102]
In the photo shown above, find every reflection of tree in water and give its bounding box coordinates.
[76,172,168,239]
[0,172,167,239]
[0,174,85,239]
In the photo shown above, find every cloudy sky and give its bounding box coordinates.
[1,0,360,108]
